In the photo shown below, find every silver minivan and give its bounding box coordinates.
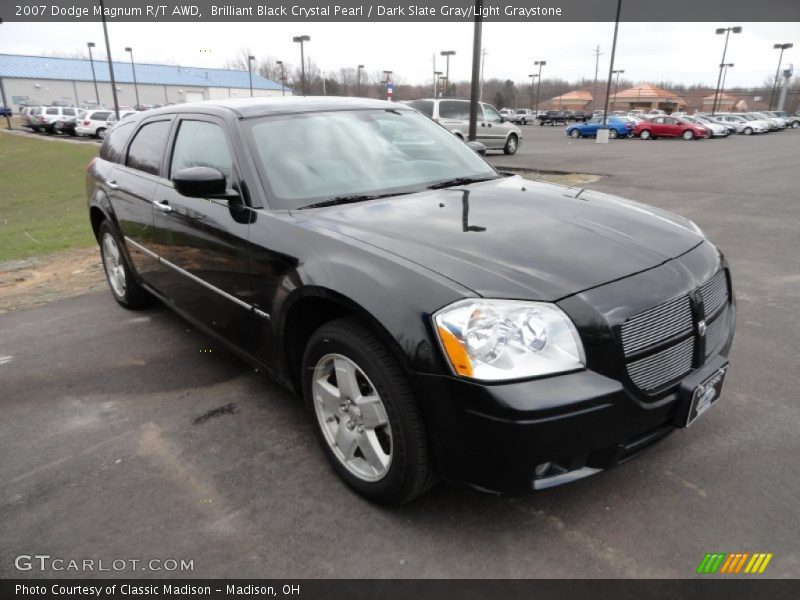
[407,99,522,154]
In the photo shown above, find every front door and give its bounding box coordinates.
[152,116,258,353]
[480,103,508,149]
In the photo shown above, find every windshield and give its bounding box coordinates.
[245,108,498,210]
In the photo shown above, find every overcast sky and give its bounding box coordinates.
[1,21,798,88]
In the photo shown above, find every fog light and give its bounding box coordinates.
[534,462,552,479]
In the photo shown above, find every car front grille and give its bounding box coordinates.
[620,270,731,394]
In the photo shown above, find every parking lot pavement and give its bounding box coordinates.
[2,129,799,579]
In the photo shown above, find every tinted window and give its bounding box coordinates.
[438,100,468,120]
[46,108,58,115]
[100,121,136,163]
[126,120,171,175]
[63,108,75,116]
[170,120,233,179]
[91,111,112,121]
[408,100,434,117]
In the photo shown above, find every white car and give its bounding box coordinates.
[714,114,769,135]
[750,111,788,129]
[75,109,113,139]
[106,110,138,131]
[681,115,729,138]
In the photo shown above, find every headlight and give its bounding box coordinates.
[433,299,585,381]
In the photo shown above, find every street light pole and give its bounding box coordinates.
[433,71,442,98]
[124,47,140,108]
[601,0,622,127]
[276,60,285,96]
[711,26,742,115]
[98,0,120,120]
[357,64,364,97]
[612,69,624,111]
[382,70,393,101]
[467,0,483,142]
[534,60,546,116]
[719,63,734,105]
[247,54,255,97]
[87,42,100,105]
[528,73,536,107]
[293,35,310,96]
[440,50,455,97]
[479,48,487,102]
[769,43,793,110]
[592,44,603,110]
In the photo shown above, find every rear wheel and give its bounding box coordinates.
[639,129,651,140]
[98,221,151,309]
[96,127,107,140]
[503,134,519,155]
[609,129,618,139]
[570,128,581,139]
[302,318,437,504]
[682,130,694,140]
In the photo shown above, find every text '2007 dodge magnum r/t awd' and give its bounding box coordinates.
[86,97,735,504]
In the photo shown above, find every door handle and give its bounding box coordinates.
[107,180,119,190]
[154,200,173,213]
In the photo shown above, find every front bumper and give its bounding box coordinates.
[415,354,730,495]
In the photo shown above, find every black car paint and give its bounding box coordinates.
[87,98,735,494]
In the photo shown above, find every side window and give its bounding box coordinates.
[408,100,434,117]
[438,100,466,120]
[63,108,75,116]
[46,108,58,115]
[483,104,502,123]
[126,120,171,176]
[170,120,233,180]
[93,111,111,121]
[100,121,135,163]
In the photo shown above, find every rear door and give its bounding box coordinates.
[108,117,174,281]
[151,114,257,351]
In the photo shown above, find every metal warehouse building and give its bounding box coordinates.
[0,53,289,110]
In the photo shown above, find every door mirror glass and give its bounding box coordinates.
[466,141,487,156]
[172,167,228,198]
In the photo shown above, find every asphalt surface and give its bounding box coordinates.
[1,126,799,579]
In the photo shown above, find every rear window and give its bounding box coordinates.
[63,108,75,116]
[91,111,112,121]
[100,121,136,164]
[438,100,469,120]
[408,100,434,117]
[126,120,171,175]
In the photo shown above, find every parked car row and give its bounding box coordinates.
[20,105,139,139]
[563,110,798,141]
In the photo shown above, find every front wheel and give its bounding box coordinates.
[570,128,581,139]
[302,318,437,504]
[743,127,753,135]
[639,129,651,140]
[503,134,519,155]
[682,130,695,140]
[98,221,151,309]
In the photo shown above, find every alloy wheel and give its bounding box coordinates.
[312,353,392,482]
[102,233,127,298]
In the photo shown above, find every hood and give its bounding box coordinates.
[295,176,703,301]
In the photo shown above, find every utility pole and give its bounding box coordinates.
[99,0,120,120]
[592,45,603,109]
[432,53,437,97]
[479,48,487,102]
[467,0,483,142]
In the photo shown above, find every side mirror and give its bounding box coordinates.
[172,167,235,199]
[466,141,487,156]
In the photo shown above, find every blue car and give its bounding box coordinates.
[0,106,12,117]
[566,116,632,139]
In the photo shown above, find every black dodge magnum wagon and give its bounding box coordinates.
[86,97,735,504]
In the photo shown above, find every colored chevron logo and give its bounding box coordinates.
[697,552,773,574]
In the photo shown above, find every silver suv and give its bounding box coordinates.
[37,106,79,133]
[407,99,522,154]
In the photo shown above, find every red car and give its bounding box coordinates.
[634,116,709,140]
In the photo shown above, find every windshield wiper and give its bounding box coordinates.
[426,176,498,190]
[297,191,411,210]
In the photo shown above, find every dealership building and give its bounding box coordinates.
[0,53,289,109]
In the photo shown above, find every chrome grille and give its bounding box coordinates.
[700,270,728,317]
[705,308,728,358]
[621,295,693,356]
[627,337,694,392]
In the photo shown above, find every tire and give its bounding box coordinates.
[503,134,519,155]
[792,121,799,129]
[96,127,107,140]
[570,128,581,139]
[98,221,151,309]
[609,129,618,139]
[639,129,651,140]
[302,317,437,505]
[521,118,527,125]
[682,130,694,140]
[743,127,753,135]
